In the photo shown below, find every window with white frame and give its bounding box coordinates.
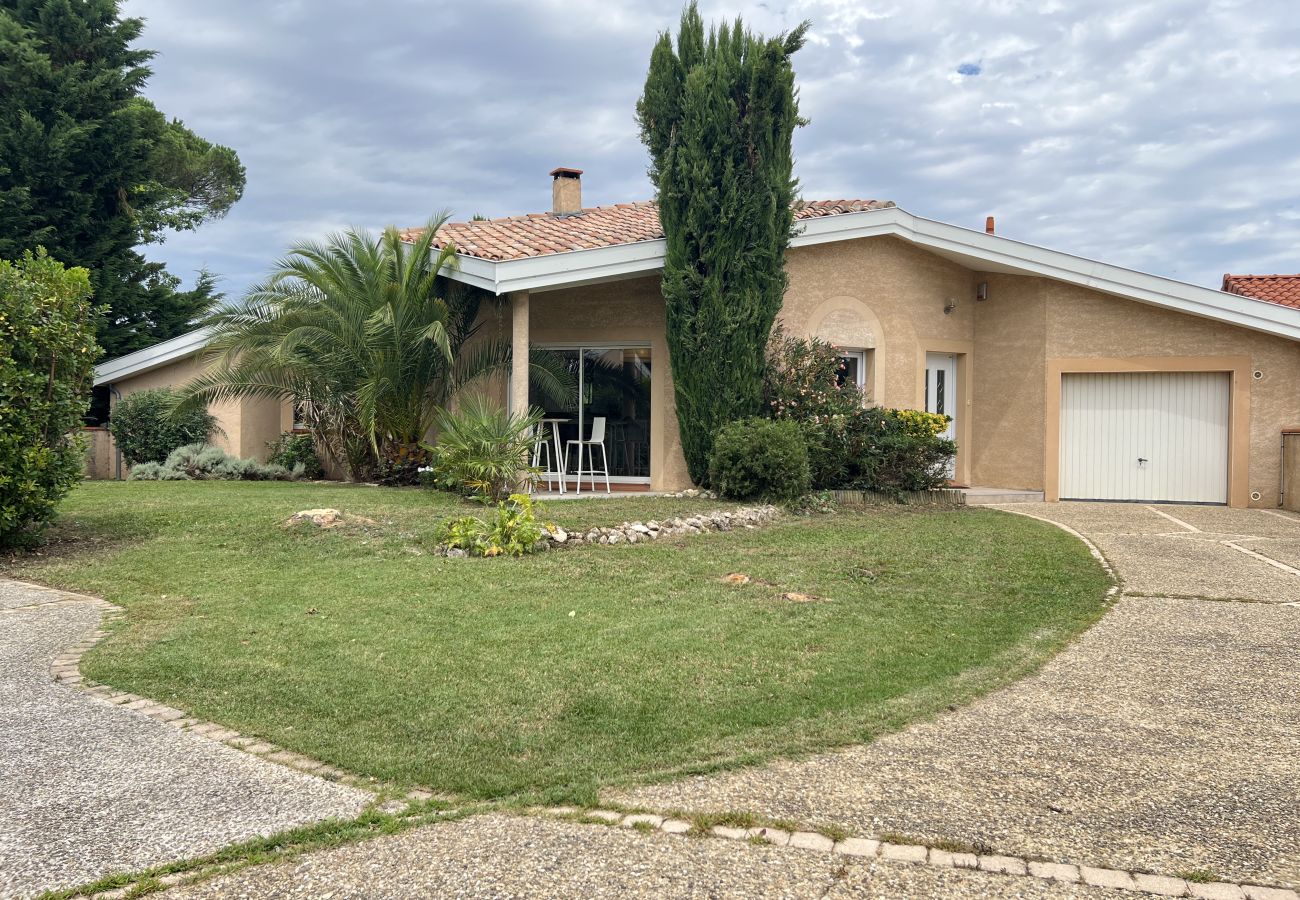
[836,349,872,401]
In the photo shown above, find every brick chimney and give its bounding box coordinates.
[985,216,996,234]
[550,167,583,215]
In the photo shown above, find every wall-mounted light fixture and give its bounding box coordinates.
[943,298,957,315]
[976,282,989,302]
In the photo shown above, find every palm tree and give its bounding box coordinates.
[177,214,569,480]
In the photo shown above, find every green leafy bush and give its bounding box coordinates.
[0,250,100,549]
[433,396,541,502]
[267,432,324,479]
[434,494,546,557]
[842,408,956,494]
[109,388,217,466]
[128,443,298,481]
[709,418,811,503]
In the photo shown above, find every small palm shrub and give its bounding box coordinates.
[433,396,541,502]
[266,432,324,479]
[709,417,811,503]
[109,388,217,466]
[128,443,299,481]
[434,494,546,557]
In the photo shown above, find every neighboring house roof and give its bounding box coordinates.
[93,326,214,387]
[1221,274,1300,310]
[410,200,895,262]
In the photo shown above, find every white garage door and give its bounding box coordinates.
[1059,372,1230,504]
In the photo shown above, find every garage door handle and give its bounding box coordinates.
[1137,457,1148,464]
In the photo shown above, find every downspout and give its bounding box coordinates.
[108,385,123,481]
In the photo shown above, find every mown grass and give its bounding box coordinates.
[6,481,1110,804]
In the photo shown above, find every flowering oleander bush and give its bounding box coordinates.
[762,330,955,493]
[764,328,864,487]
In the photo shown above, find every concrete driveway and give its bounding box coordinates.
[0,580,370,900]
[611,503,1300,888]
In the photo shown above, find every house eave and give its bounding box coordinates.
[438,205,1300,342]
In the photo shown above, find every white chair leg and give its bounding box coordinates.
[599,443,611,494]
[576,443,584,495]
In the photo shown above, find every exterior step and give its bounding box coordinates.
[963,488,1044,505]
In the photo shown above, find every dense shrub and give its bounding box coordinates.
[0,251,100,549]
[709,418,811,503]
[266,432,324,479]
[764,328,865,487]
[434,494,546,557]
[128,443,299,481]
[842,408,956,494]
[433,396,541,502]
[109,388,217,466]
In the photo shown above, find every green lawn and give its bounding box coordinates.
[6,481,1110,804]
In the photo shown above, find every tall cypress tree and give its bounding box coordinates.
[0,0,245,357]
[637,2,807,484]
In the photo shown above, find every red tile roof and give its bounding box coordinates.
[405,199,894,261]
[1221,274,1300,310]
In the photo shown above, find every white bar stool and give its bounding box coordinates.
[530,421,565,494]
[564,417,610,495]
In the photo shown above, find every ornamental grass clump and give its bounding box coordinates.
[128,443,299,481]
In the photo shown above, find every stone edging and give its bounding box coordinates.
[546,808,1297,900]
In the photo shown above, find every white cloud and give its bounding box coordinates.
[122,0,1300,294]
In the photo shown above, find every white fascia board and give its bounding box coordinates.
[886,209,1300,342]
[93,326,215,387]
[440,240,667,295]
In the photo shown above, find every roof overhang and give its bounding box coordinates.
[442,204,1300,342]
[93,326,215,387]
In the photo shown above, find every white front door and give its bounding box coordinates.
[1059,371,1230,503]
[925,352,958,478]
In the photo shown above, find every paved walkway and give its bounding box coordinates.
[0,580,370,900]
[612,503,1300,887]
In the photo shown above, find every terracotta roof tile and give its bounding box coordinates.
[1221,274,1300,310]
[403,199,894,261]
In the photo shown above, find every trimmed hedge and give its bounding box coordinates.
[709,418,811,503]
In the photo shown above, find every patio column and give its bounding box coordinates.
[509,290,529,417]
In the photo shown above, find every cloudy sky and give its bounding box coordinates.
[123,0,1300,298]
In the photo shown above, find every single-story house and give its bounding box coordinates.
[92,168,1300,508]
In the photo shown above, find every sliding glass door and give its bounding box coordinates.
[529,345,652,481]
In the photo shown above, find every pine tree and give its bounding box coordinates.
[637,2,808,484]
[0,0,244,357]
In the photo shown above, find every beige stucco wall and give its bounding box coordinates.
[92,355,291,478]
[969,274,1047,491]
[1285,434,1300,511]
